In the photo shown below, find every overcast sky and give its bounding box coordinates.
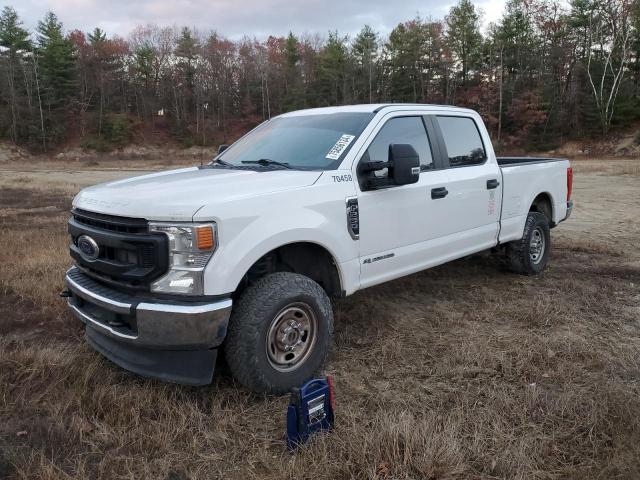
[9,0,507,40]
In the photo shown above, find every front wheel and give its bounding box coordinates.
[224,272,333,394]
[506,211,551,275]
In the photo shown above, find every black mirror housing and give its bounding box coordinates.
[218,144,229,155]
[389,144,420,185]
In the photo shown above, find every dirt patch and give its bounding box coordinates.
[0,291,46,338]
[0,290,77,341]
[0,142,29,163]
[0,187,71,214]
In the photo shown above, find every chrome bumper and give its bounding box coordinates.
[64,266,232,349]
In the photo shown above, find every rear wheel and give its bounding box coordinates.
[506,211,551,275]
[224,272,333,394]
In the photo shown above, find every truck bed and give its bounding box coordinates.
[497,156,570,244]
[497,157,564,167]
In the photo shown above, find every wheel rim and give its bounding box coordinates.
[266,303,317,372]
[529,227,546,264]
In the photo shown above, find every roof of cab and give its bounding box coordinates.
[279,103,476,117]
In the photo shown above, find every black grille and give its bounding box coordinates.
[72,208,148,234]
[68,209,168,291]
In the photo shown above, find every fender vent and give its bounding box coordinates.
[346,197,359,240]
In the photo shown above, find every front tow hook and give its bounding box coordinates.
[59,290,72,298]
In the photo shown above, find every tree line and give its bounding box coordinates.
[0,0,638,153]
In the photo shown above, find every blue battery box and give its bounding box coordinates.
[286,376,335,450]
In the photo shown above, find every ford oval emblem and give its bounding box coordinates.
[77,235,100,261]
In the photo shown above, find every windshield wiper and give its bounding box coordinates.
[211,158,233,166]
[241,158,292,169]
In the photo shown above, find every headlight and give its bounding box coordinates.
[149,222,217,295]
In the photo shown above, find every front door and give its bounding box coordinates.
[355,114,451,289]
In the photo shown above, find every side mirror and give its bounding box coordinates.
[389,144,420,185]
[218,144,229,155]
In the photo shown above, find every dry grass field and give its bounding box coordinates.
[0,158,639,479]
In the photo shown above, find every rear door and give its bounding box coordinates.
[431,115,502,252]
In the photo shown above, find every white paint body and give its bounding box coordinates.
[73,105,570,297]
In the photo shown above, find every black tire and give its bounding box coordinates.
[506,211,551,275]
[224,272,333,394]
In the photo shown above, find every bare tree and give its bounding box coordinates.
[585,0,634,134]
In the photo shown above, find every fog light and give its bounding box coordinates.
[170,277,194,289]
[151,270,202,295]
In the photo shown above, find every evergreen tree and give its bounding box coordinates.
[175,27,199,71]
[282,31,304,109]
[37,12,76,106]
[174,27,200,129]
[35,11,76,147]
[0,7,32,143]
[497,0,539,86]
[446,0,483,86]
[352,25,378,103]
[0,6,31,54]
[88,27,106,44]
[133,45,154,87]
[491,0,541,140]
[385,18,433,102]
[315,31,348,105]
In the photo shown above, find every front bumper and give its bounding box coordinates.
[64,266,232,385]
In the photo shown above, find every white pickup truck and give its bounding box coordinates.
[63,104,573,393]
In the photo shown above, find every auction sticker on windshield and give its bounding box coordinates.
[326,134,355,160]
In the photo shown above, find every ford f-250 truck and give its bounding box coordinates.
[63,104,573,393]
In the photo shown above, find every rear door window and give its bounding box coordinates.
[436,116,486,167]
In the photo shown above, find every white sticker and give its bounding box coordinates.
[326,134,355,160]
[488,190,496,215]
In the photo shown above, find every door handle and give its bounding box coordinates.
[431,187,448,199]
[487,179,500,189]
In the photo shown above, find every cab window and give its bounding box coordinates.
[436,116,486,167]
[362,117,434,174]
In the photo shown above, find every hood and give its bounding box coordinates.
[73,166,322,221]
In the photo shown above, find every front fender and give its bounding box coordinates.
[207,229,347,296]
[195,179,359,296]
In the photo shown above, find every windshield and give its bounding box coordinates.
[216,112,373,170]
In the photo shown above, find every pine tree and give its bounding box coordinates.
[36,11,76,147]
[0,6,31,54]
[174,27,200,130]
[0,7,32,143]
[352,25,378,103]
[175,27,199,78]
[282,32,304,110]
[385,18,434,102]
[314,31,348,105]
[446,0,483,86]
[37,12,76,106]
[87,27,106,44]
